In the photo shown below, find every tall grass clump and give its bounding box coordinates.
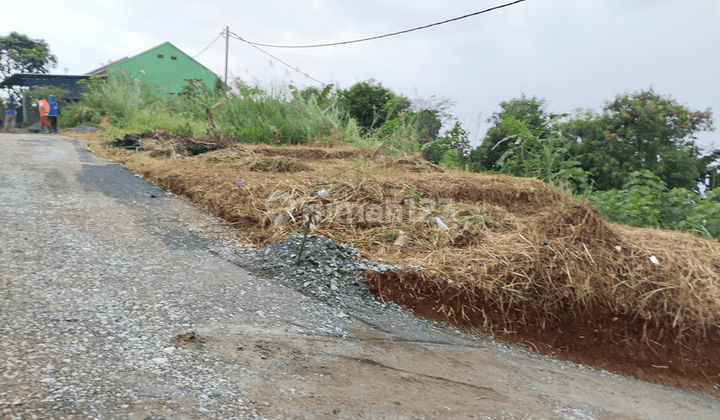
[374,113,425,155]
[60,72,434,155]
[122,108,206,136]
[209,82,357,145]
[60,69,148,127]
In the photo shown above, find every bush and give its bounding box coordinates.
[589,170,720,238]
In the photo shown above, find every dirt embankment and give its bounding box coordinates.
[83,129,720,395]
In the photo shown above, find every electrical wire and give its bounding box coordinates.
[235,0,530,49]
[223,0,529,88]
[228,31,327,87]
[193,31,224,58]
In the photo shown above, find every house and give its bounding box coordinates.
[0,42,219,126]
[87,42,221,95]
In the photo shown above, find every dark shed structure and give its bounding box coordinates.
[0,73,96,124]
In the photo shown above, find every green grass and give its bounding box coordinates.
[59,69,432,153]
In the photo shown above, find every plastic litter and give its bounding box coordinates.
[394,230,410,247]
[649,255,659,265]
[236,182,242,187]
[434,217,448,229]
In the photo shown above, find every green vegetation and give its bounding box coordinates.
[466,90,720,238]
[421,122,471,169]
[61,71,426,149]
[0,32,58,98]
[562,89,714,191]
[588,170,720,238]
[60,69,720,238]
[24,85,71,108]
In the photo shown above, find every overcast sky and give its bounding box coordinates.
[5,0,719,149]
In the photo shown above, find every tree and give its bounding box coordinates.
[380,94,411,123]
[0,32,58,97]
[289,84,334,108]
[561,89,715,191]
[410,95,455,144]
[337,80,408,132]
[422,121,471,168]
[413,109,442,142]
[481,111,583,188]
[699,150,720,190]
[469,95,550,171]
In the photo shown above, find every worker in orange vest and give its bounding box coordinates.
[37,95,51,133]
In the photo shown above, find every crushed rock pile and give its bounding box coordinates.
[227,233,402,304]
[210,233,444,339]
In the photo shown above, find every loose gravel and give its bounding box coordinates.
[0,134,475,419]
[216,233,454,342]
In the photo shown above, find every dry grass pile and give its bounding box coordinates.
[111,128,237,157]
[81,132,720,392]
[373,155,445,173]
[252,146,364,160]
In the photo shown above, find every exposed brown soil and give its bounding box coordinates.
[366,271,720,396]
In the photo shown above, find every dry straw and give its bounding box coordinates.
[94,135,720,346]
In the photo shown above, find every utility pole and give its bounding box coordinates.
[224,26,229,86]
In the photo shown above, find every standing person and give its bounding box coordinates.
[47,95,59,134]
[2,95,20,133]
[38,95,51,133]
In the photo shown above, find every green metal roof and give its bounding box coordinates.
[89,42,221,95]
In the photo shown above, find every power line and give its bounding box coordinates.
[223,0,529,88]
[235,0,530,49]
[193,31,224,58]
[228,32,327,87]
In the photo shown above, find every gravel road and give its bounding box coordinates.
[1,132,719,420]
